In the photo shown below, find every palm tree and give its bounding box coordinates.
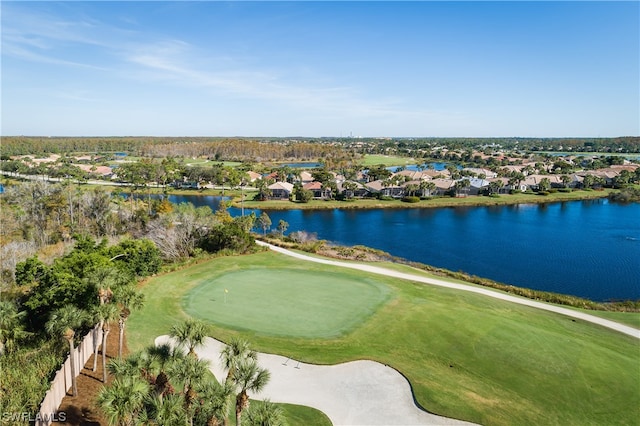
[454,179,470,197]
[45,305,88,396]
[97,375,150,426]
[232,359,271,426]
[95,303,122,382]
[114,286,145,358]
[538,177,551,192]
[244,400,286,426]
[170,319,208,358]
[342,181,358,199]
[582,174,596,189]
[419,180,435,197]
[146,343,185,400]
[194,379,234,426]
[107,355,142,381]
[147,393,186,426]
[90,266,118,371]
[220,338,257,383]
[257,212,272,236]
[0,301,31,356]
[404,183,419,197]
[169,355,211,426]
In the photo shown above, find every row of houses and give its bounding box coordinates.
[264,164,638,200]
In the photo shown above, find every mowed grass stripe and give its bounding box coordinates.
[183,269,390,338]
[128,251,640,426]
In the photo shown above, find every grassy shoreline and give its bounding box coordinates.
[261,237,640,310]
[234,189,613,210]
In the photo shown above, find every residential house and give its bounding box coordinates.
[268,182,294,200]
[246,171,262,182]
[75,164,113,177]
[463,168,497,178]
[337,181,370,198]
[303,181,324,198]
[299,171,314,184]
[365,180,405,198]
[172,179,200,189]
[431,178,455,196]
[466,178,491,195]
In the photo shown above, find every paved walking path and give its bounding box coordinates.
[156,335,475,426]
[256,241,640,339]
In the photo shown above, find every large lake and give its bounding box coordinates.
[166,195,640,302]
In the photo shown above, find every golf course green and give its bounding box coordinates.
[128,251,640,425]
[183,268,390,338]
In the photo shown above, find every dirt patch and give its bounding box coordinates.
[53,326,128,426]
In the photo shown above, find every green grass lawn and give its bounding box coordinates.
[268,402,331,426]
[184,268,390,338]
[128,251,640,426]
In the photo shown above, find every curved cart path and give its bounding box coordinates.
[256,241,640,339]
[156,336,475,426]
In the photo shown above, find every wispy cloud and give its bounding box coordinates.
[2,2,460,131]
[123,39,449,123]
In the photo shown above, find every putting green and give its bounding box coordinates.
[183,268,391,338]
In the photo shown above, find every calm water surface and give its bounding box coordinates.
[168,195,640,302]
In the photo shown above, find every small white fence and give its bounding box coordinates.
[36,325,103,426]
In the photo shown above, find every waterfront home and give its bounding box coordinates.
[268,181,294,199]
[431,178,455,196]
[303,181,324,199]
[365,180,404,198]
[337,181,370,198]
[467,178,491,195]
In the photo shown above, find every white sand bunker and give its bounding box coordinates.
[156,336,476,426]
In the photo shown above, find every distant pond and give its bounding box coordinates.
[163,194,640,302]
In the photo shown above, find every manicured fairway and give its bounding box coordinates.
[128,251,640,426]
[183,268,390,338]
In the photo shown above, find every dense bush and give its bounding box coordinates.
[106,239,162,277]
[200,222,255,253]
[401,196,420,203]
[609,187,640,203]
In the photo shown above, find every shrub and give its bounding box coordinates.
[538,191,550,196]
[401,196,420,203]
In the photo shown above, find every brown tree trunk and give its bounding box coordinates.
[236,392,249,426]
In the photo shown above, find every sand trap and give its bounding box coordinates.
[156,335,475,426]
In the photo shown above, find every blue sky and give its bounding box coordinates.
[2,1,638,137]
